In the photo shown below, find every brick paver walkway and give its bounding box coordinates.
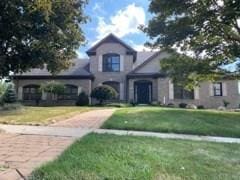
[0,134,74,180]
[0,133,74,180]
[50,109,115,128]
[0,108,116,179]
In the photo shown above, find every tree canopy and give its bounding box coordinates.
[142,0,240,87]
[0,0,87,77]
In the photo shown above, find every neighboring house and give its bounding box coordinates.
[13,34,240,108]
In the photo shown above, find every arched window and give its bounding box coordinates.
[103,81,120,100]
[103,53,120,72]
[58,85,78,100]
[23,85,41,100]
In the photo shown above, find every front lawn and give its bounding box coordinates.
[0,106,92,125]
[30,133,240,180]
[102,107,240,138]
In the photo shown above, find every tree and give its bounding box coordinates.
[91,85,117,105]
[142,0,240,87]
[40,81,64,100]
[4,84,17,103]
[0,0,87,77]
[76,92,89,106]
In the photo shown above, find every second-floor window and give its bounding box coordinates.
[103,53,120,72]
[213,82,222,96]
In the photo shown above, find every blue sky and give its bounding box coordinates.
[77,0,152,58]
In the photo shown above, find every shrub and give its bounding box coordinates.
[0,103,23,111]
[76,92,89,106]
[0,82,7,106]
[179,103,187,108]
[223,100,230,108]
[91,85,117,105]
[167,103,175,108]
[130,99,136,106]
[4,84,17,103]
[105,103,131,108]
[186,104,197,109]
[197,105,205,109]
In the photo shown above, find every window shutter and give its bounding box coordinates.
[98,55,102,72]
[209,83,213,96]
[222,82,227,96]
[169,80,174,100]
[194,87,200,99]
[120,55,124,71]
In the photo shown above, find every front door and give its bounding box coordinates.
[135,81,152,104]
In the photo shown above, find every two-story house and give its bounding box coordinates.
[13,34,240,108]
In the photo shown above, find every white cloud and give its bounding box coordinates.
[92,3,105,15]
[76,51,88,58]
[96,3,146,40]
[129,40,158,52]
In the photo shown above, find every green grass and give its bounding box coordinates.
[30,133,240,180]
[102,107,240,138]
[0,106,92,125]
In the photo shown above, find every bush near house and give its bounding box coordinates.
[76,92,89,106]
[179,103,187,108]
[0,82,7,106]
[4,84,17,103]
[91,85,117,105]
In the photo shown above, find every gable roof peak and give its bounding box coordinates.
[86,33,137,56]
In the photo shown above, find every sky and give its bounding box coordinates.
[77,0,152,58]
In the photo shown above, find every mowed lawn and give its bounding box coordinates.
[30,133,240,180]
[0,106,92,125]
[102,107,240,138]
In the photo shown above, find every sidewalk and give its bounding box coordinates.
[1,124,240,144]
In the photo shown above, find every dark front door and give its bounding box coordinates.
[135,81,152,104]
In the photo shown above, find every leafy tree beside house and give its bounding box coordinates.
[0,0,87,78]
[40,81,65,101]
[142,0,240,88]
[91,85,117,105]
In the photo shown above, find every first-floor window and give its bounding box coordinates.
[213,82,222,96]
[58,85,78,100]
[23,85,41,100]
[174,84,194,99]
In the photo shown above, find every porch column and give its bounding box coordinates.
[169,80,174,100]
[17,86,23,100]
[157,78,161,102]
[42,91,47,100]
[194,87,200,100]
[120,83,124,100]
[78,86,82,95]
[88,80,92,104]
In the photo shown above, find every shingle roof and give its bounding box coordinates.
[13,59,92,78]
[133,51,157,69]
[13,51,161,79]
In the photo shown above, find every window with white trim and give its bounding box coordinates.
[102,53,120,72]
[213,82,223,96]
